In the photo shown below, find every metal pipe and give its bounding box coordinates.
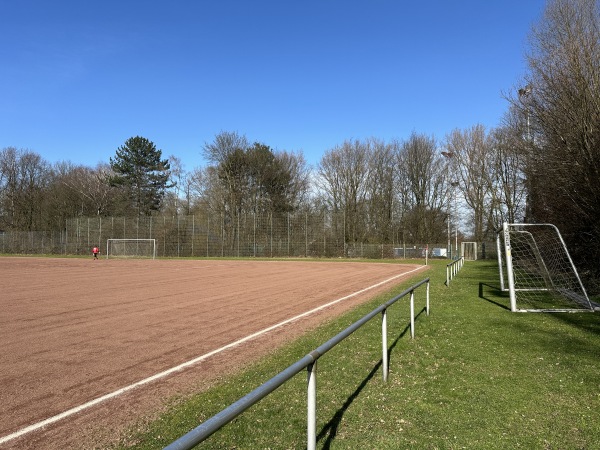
[381,309,388,382]
[410,291,415,339]
[426,280,430,316]
[307,361,317,450]
[164,277,431,450]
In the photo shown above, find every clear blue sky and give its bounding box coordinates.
[1,0,546,171]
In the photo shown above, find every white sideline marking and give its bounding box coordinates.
[0,265,425,445]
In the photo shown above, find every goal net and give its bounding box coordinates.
[106,239,156,259]
[496,223,594,312]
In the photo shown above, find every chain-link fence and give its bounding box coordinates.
[0,212,495,259]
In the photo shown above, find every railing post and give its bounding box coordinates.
[410,290,415,339]
[162,277,431,450]
[426,279,430,316]
[307,361,317,450]
[382,309,388,382]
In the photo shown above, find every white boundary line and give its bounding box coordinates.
[0,265,426,445]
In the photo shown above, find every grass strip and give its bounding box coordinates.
[115,259,600,449]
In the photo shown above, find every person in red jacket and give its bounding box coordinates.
[92,246,99,260]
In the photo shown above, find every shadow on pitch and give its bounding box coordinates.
[316,307,426,449]
[479,282,511,311]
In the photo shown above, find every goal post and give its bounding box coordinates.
[496,223,595,312]
[106,239,156,259]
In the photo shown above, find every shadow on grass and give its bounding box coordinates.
[316,308,425,449]
[549,311,600,335]
[479,282,511,311]
[476,263,599,334]
[316,359,382,449]
[502,317,600,358]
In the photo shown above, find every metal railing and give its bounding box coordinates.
[446,257,465,286]
[164,277,430,450]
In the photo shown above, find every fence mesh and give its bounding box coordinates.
[0,212,493,259]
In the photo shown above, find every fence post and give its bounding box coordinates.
[305,212,308,257]
[221,213,224,257]
[270,213,273,257]
[307,361,317,450]
[323,211,326,255]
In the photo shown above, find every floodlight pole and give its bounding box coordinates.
[519,84,533,221]
[442,151,455,258]
[452,182,459,258]
[518,85,532,141]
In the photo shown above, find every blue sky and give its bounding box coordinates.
[1,1,546,171]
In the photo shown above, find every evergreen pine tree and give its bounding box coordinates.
[109,136,173,215]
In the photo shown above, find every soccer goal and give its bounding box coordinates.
[496,223,595,312]
[106,239,156,259]
[461,242,478,260]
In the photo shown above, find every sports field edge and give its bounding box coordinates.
[112,261,436,449]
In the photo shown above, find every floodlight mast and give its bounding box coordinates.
[518,85,533,141]
[518,84,533,221]
[442,151,455,258]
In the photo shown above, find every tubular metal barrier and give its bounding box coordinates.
[164,277,431,450]
[445,257,465,286]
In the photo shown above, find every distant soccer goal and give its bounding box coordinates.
[496,223,595,312]
[461,242,478,260]
[106,239,156,259]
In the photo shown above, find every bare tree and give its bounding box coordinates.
[276,150,311,212]
[515,0,600,289]
[0,147,50,231]
[203,131,249,166]
[366,138,397,243]
[489,109,529,225]
[444,124,495,241]
[203,132,249,238]
[317,139,371,244]
[0,147,19,229]
[162,155,186,215]
[186,166,211,212]
[55,163,115,216]
[396,133,446,243]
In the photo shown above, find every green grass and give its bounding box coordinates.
[115,260,600,449]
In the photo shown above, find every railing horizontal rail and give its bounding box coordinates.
[446,257,465,286]
[164,277,430,450]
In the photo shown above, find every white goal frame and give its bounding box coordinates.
[461,242,478,260]
[106,239,156,259]
[496,222,595,313]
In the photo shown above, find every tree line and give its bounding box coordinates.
[1,0,599,290]
[0,128,524,243]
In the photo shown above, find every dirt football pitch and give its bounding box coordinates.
[0,257,426,449]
